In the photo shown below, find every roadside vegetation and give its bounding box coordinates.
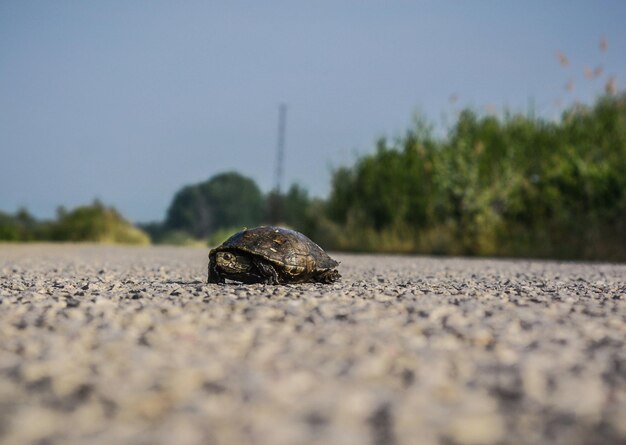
[325,93,626,260]
[2,92,625,260]
[0,201,149,245]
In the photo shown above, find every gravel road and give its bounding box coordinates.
[1,244,625,445]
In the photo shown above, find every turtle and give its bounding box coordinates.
[208,226,340,284]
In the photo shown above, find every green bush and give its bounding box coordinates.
[0,211,21,241]
[51,201,150,245]
[0,208,52,242]
[207,226,242,247]
[326,93,626,261]
[0,202,150,245]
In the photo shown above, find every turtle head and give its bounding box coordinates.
[215,251,252,274]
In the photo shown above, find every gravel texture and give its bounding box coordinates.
[0,244,625,445]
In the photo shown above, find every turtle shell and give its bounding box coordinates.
[211,226,338,276]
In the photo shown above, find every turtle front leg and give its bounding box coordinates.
[208,259,225,284]
[253,258,281,285]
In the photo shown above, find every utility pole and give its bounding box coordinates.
[275,103,287,194]
[270,103,287,224]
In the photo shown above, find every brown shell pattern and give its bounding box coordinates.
[211,226,338,274]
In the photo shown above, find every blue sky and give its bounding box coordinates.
[1,1,625,222]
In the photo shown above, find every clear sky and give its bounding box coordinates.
[1,1,625,222]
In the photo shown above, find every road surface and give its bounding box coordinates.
[1,245,625,445]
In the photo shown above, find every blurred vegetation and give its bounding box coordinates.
[0,208,47,241]
[325,93,626,261]
[0,201,150,245]
[152,90,624,262]
[164,172,264,238]
[3,93,625,260]
[207,226,243,247]
[145,176,324,247]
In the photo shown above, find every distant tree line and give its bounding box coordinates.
[0,200,149,245]
[2,93,625,260]
[139,93,626,260]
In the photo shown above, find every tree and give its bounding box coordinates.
[165,172,264,237]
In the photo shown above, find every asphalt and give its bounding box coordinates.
[0,244,625,445]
